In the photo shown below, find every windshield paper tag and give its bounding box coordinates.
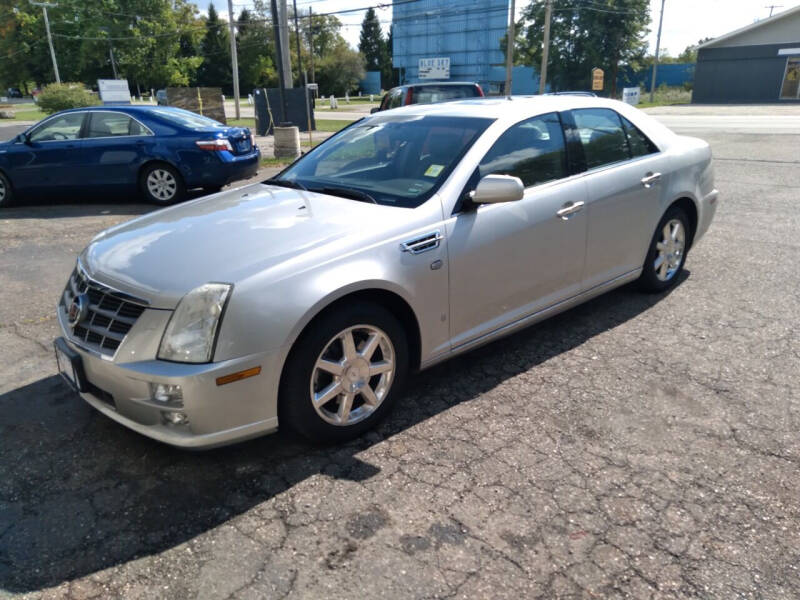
[424,164,444,177]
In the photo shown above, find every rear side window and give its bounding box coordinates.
[620,115,658,157]
[572,108,629,169]
[412,85,480,105]
[479,112,567,188]
[86,112,150,137]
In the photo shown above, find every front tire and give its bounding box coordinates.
[139,163,185,205]
[0,171,14,208]
[279,301,409,443]
[638,206,690,292]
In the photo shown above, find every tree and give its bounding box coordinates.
[510,0,649,95]
[316,40,366,96]
[237,7,278,93]
[198,3,232,91]
[359,8,391,89]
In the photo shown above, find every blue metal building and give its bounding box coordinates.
[392,0,511,93]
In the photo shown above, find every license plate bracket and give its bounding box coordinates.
[54,337,87,393]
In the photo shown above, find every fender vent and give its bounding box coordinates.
[400,231,443,255]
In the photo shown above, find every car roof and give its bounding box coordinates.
[61,105,181,115]
[405,81,479,87]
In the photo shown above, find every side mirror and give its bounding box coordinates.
[471,174,524,204]
[370,107,380,114]
[21,132,32,145]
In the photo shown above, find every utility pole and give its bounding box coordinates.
[277,0,293,89]
[227,0,241,120]
[30,1,60,83]
[649,0,666,103]
[308,7,315,83]
[293,0,303,87]
[538,0,552,94]
[109,45,118,79]
[504,0,515,95]
[270,0,289,122]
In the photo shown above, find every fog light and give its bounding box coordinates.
[162,410,189,426]
[150,383,183,406]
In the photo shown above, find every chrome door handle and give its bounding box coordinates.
[641,172,662,187]
[556,200,585,220]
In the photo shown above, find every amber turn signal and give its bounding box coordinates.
[215,366,261,386]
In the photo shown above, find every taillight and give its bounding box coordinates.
[196,139,233,152]
[405,87,414,105]
[475,84,484,97]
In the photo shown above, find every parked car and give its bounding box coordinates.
[54,96,717,448]
[0,105,259,207]
[155,89,168,106]
[6,87,23,98]
[371,81,484,112]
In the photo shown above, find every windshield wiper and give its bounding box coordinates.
[312,186,377,204]
[264,178,307,191]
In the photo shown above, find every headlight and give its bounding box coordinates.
[158,283,232,363]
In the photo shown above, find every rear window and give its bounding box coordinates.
[149,107,224,130]
[412,85,479,105]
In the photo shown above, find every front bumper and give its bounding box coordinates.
[56,308,281,449]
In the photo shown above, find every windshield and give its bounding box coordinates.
[275,115,493,208]
[149,107,224,130]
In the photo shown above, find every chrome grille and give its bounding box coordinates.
[61,267,147,356]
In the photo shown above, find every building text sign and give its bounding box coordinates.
[97,79,131,104]
[591,68,604,91]
[419,57,450,80]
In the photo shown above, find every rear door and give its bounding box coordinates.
[568,108,667,289]
[9,112,87,194]
[82,111,154,189]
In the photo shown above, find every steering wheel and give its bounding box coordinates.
[51,132,69,140]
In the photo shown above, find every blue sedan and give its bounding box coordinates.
[0,105,260,207]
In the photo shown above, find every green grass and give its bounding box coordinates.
[632,86,692,108]
[11,107,46,121]
[315,119,353,132]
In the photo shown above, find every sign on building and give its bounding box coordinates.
[591,68,604,91]
[622,87,641,105]
[97,79,131,104]
[419,57,450,80]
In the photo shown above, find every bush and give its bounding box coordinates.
[36,83,98,114]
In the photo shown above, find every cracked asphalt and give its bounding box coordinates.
[1,114,799,599]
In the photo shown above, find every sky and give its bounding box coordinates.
[200,0,800,57]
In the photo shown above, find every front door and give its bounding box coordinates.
[445,113,588,349]
[8,112,86,195]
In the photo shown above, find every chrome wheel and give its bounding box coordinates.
[146,168,177,201]
[654,218,686,281]
[310,325,395,426]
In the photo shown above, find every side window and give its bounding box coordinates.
[478,112,567,188]
[388,89,404,109]
[86,112,148,138]
[28,113,84,142]
[572,108,629,169]
[620,115,658,157]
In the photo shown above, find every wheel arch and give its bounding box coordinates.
[276,285,423,407]
[665,196,698,248]
[137,158,183,184]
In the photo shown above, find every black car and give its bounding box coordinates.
[372,81,484,112]
[6,88,23,98]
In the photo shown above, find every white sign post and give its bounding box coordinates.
[418,57,450,80]
[622,87,641,105]
[97,79,131,104]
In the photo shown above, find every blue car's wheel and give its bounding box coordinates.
[0,171,13,208]
[140,163,185,205]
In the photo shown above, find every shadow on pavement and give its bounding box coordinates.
[0,273,687,593]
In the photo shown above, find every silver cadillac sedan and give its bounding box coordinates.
[54,96,718,448]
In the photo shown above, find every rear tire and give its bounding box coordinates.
[139,163,185,205]
[279,301,409,443]
[0,171,14,208]
[637,206,690,293]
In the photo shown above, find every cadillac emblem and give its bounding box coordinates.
[68,293,90,327]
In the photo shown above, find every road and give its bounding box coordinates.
[1,107,800,599]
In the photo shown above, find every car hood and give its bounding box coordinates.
[82,183,411,308]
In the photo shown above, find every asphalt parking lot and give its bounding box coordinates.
[1,108,799,599]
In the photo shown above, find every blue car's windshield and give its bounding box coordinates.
[275,115,494,208]
[149,107,225,130]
